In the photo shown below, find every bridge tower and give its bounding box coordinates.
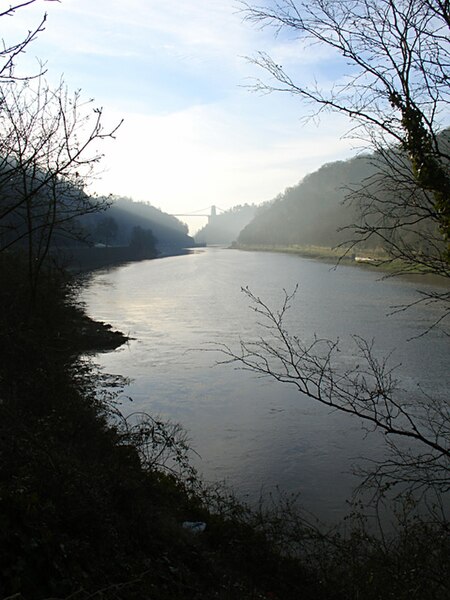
[208,205,217,224]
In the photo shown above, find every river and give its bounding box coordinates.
[80,247,449,522]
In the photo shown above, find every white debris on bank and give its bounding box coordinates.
[354,256,377,263]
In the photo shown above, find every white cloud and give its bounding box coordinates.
[93,103,355,215]
[14,0,254,60]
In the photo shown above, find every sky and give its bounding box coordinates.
[6,0,358,233]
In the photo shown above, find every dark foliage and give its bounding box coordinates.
[80,196,195,256]
[0,251,331,600]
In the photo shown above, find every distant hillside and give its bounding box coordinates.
[81,196,194,255]
[194,204,260,245]
[62,196,195,269]
[238,156,376,248]
[0,159,194,261]
[239,131,449,253]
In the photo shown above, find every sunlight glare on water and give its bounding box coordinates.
[80,248,449,522]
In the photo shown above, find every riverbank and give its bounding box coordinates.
[233,242,450,283]
[232,242,391,266]
[0,252,330,600]
[63,244,198,274]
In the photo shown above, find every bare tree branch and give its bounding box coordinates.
[0,1,60,82]
[241,0,450,259]
[0,76,123,300]
[216,287,450,497]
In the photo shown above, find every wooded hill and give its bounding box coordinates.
[0,163,195,270]
[238,131,449,255]
[238,155,378,248]
[81,196,194,255]
[68,196,195,269]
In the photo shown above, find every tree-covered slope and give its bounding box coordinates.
[239,128,449,260]
[238,156,376,248]
[83,196,194,254]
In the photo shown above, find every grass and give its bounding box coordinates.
[232,242,444,277]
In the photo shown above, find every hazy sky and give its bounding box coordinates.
[8,0,358,232]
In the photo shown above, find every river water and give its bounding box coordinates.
[80,247,449,522]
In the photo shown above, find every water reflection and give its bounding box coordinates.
[80,248,449,521]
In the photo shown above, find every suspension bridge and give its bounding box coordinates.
[171,205,224,222]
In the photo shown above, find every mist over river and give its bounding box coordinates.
[80,247,449,522]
